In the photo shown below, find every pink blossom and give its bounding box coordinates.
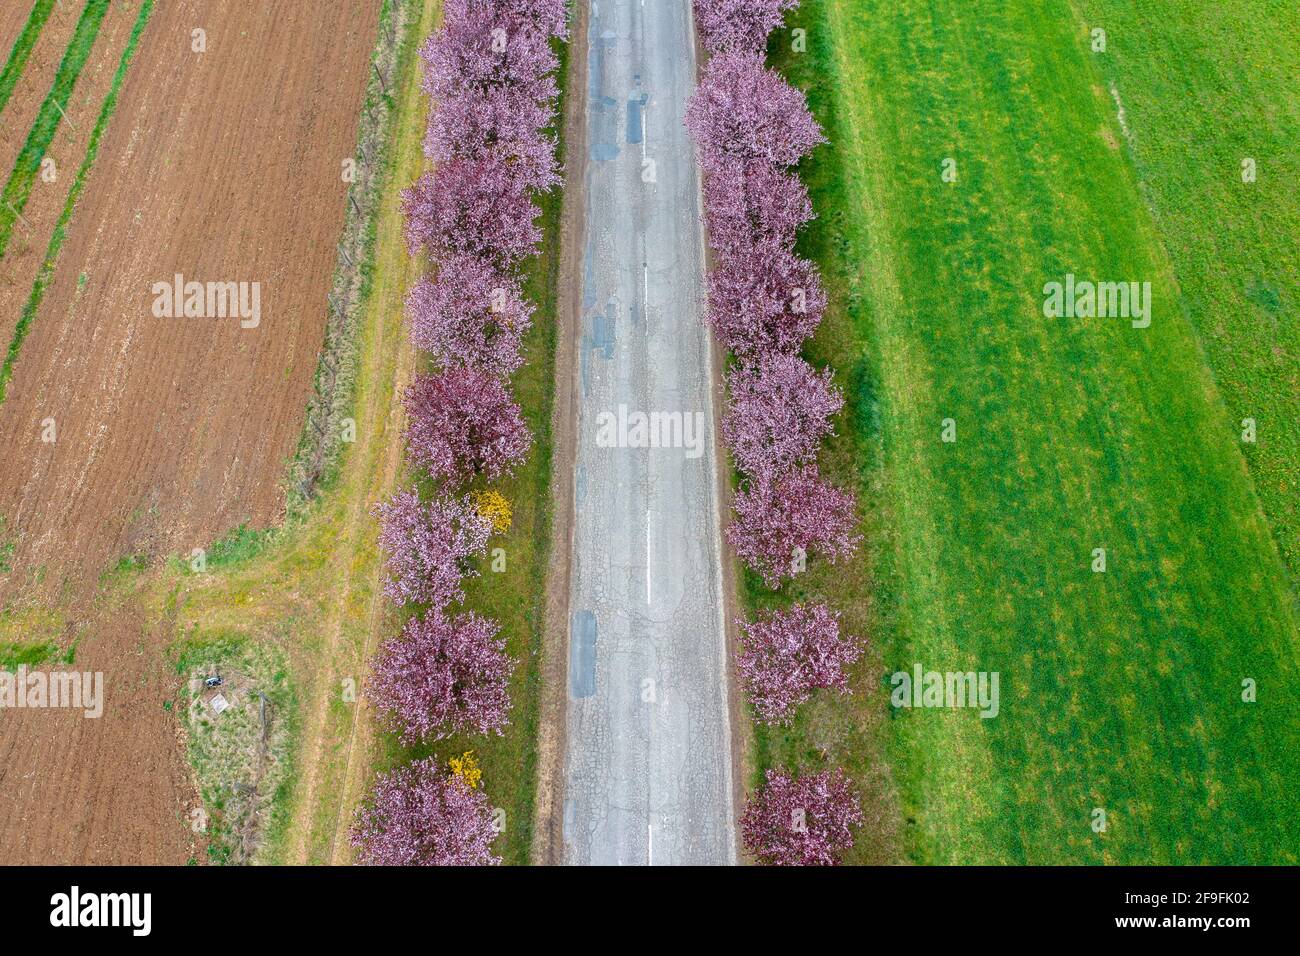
[722,353,842,477]
[402,158,542,266]
[426,87,560,191]
[368,611,514,744]
[497,0,571,39]
[374,488,491,610]
[686,51,824,170]
[706,245,826,358]
[352,758,501,866]
[694,0,797,54]
[406,254,533,378]
[420,0,560,105]
[703,157,813,258]
[741,768,864,865]
[727,464,861,588]
[404,367,533,484]
[737,603,865,724]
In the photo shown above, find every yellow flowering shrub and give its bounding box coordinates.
[449,750,483,789]
[471,489,513,534]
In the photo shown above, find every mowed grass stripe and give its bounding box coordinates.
[0,0,109,257]
[769,0,1299,863]
[0,0,152,405]
[1073,0,1300,580]
[0,0,57,117]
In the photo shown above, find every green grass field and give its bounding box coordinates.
[1075,0,1300,578]
[752,0,1300,864]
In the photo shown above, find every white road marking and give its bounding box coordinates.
[646,508,652,604]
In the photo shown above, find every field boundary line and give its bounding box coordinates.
[285,0,413,507]
[529,0,589,867]
[321,0,424,866]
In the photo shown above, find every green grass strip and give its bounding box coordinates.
[0,0,154,405]
[0,0,110,257]
[0,0,58,116]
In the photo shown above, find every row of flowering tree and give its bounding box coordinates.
[688,0,865,865]
[352,0,569,866]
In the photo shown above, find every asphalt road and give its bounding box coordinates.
[560,0,736,865]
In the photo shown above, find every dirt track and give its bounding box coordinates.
[0,0,381,864]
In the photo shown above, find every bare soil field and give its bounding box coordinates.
[0,599,204,864]
[0,0,381,597]
[0,0,137,347]
[0,1,91,177]
[0,0,381,864]
[0,3,36,58]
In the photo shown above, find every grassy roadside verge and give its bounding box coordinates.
[0,0,109,256]
[0,0,152,405]
[0,0,57,116]
[737,2,906,865]
[754,0,1300,864]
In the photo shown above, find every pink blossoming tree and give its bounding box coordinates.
[686,51,824,170]
[741,768,864,866]
[498,0,571,39]
[374,488,491,610]
[369,611,513,744]
[426,88,560,191]
[706,245,826,358]
[694,0,797,55]
[352,758,501,866]
[404,367,533,484]
[727,464,861,588]
[736,603,865,724]
[420,0,560,105]
[722,353,842,477]
[406,254,533,378]
[703,157,813,259]
[402,158,542,266]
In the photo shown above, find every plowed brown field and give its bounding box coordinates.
[0,3,35,57]
[0,0,380,593]
[0,602,203,865]
[0,0,381,864]
[0,2,92,178]
[0,0,138,349]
